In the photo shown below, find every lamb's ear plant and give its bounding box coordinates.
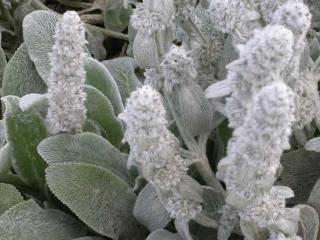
[0,0,320,239]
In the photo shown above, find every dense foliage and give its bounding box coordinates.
[0,0,320,240]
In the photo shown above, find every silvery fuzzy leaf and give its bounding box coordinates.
[84,57,124,115]
[127,20,137,56]
[3,96,47,192]
[133,32,159,68]
[46,162,147,239]
[309,36,320,61]
[23,10,59,83]
[104,0,132,32]
[19,93,47,111]
[0,144,11,176]
[0,183,23,215]
[133,184,171,231]
[86,30,106,61]
[277,149,320,204]
[0,121,5,149]
[205,79,232,99]
[83,119,102,135]
[0,199,86,239]
[294,204,319,240]
[103,57,141,102]
[240,220,268,240]
[175,219,193,240]
[166,84,214,137]
[84,85,124,148]
[202,186,225,214]
[0,32,6,86]
[2,43,47,97]
[37,132,130,184]
[71,238,104,240]
[146,229,182,240]
[175,175,204,202]
[300,40,312,71]
[275,208,300,235]
[218,35,238,80]
[304,137,320,152]
[308,178,320,213]
[13,3,35,51]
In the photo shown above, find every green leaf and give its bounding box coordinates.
[46,162,147,239]
[72,238,104,240]
[3,96,47,190]
[2,43,47,97]
[134,184,171,231]
[84,85,123,147]
[277,149,320,204]
[0,32,7,86]
[0,199,86,240]
[202,186,225,214]
[38,132,130,183]
[0,183,23,215]
[86,30,106,61]
[104,0,132,32]
[295,204,319,240]
[84,57,124,115]
[0,144,11,176]
[23,10,59,83]
[146,229,182,240]
[308,178,320,214]
[103,57,141,102]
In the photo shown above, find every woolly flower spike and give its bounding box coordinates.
[272,0,311,36]
[208,0,238,33]
[119,85,202,221]
[258,0,287,23]
[165,197,202,220]
[218,82,295,210]
[131,3,166,34]
[118,85,187,189]
[161,45,197,90]
[240,186,299,232]
[46,11,87,134]
[238,25,294,77]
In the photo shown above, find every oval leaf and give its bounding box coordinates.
[278,149,320,204]
[295,204,319,240]
[146,229,182,240]
[0,199,86,240]
[134,184,171,231]
[84,85,123,147]
[4,97,47,190]
[0,183,23,215]
[103,57,141,102]
[2,43,47,97]
[205,79,232,99]
[104,0,132,32]
[304,137,320,152]
[23,10,59,82]
[84,85,123,144]
[38,132,130,183]
[84,57,124,115]
[46,162,146,239]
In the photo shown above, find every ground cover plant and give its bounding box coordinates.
[0,0,320,239]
